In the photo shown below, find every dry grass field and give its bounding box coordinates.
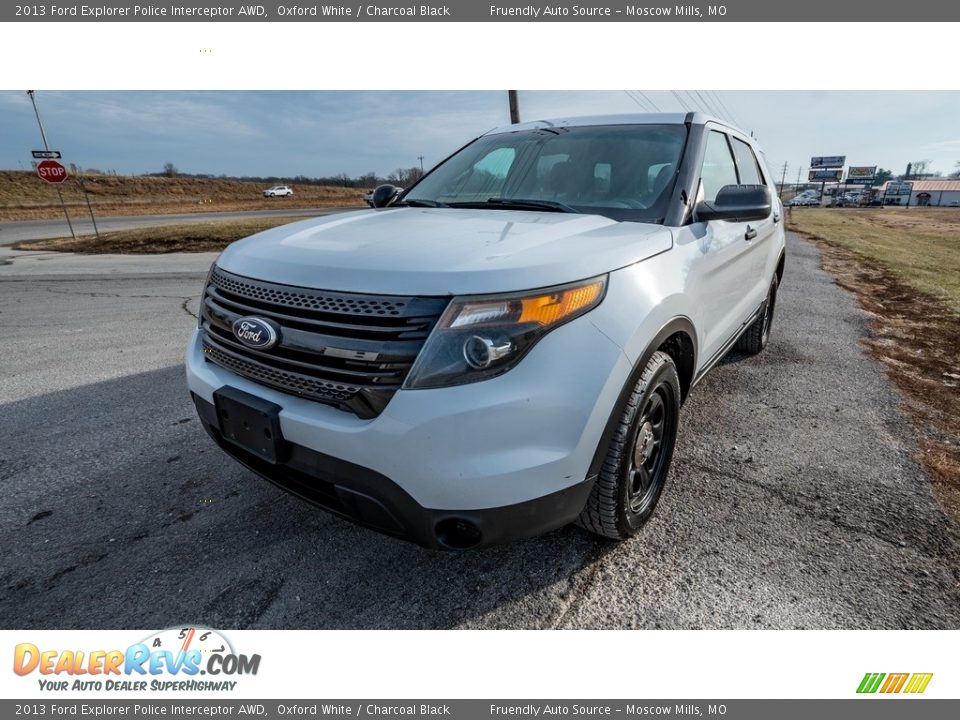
[787,207,960,314]
[0,170,365,221]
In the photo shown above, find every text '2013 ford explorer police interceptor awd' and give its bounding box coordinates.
[186,113,786,550]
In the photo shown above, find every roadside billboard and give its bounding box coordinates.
[885,181,914,196]
[810,155,846,168]
[847,165,877,181]
[809,169,843,182]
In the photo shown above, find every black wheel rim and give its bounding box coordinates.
[627,385,674,514]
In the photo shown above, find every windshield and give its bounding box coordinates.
[404,124,688,222]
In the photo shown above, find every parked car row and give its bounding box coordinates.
[788,191,820,206]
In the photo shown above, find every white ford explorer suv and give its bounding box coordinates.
[187,113,786,550]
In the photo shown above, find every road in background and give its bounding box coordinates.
[1,234,958,629]
[0,207,356,244]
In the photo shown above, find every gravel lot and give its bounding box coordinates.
[1,233,958,629]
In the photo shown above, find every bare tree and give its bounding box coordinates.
[162,162,178,178]
[387,167,425,187]
[359,171,380,188]
[907,159,931,179]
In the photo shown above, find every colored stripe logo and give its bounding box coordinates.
[857,672,933,694]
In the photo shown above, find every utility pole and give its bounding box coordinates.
[795,167,802,192]
[76,176,100,238]
[27,90,77,241]
[778,161,788,199]
[417,155,424,173]
[508,90,520,124]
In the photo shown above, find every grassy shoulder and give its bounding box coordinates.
[787,207,960,315]
[788,208,960,517]
[13,217,301,254]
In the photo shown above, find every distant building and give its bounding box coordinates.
[878,180,960,207]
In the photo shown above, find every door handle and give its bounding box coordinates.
[773,211,781,224]
[745,225,757,241]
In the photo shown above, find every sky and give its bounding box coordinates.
[1,90,959,180]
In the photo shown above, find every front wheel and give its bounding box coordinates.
[577,350,681,540]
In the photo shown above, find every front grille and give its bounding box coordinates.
[200,267,448,419]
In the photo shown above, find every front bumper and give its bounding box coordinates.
[186,315,632,547]
[194,393,593,549]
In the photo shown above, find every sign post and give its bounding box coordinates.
[75,176,101,238]
[27,91,76,241]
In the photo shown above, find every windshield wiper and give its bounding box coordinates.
[399,198,448,208]
[448,198,579,213]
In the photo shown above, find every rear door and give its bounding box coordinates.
[729,135,778,310]
[689,128,758,365]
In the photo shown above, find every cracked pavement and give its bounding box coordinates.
[1,233,958,629]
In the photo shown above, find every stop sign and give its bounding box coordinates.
[37,159,68,184]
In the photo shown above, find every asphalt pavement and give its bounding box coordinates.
[0,207,353,244]
[1,233,958,629]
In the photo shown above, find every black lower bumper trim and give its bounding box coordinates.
[193,393,594,550]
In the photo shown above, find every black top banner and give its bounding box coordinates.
[4,0,959,21]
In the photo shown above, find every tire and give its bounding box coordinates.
[735,274,778,355]
[577,350,681,540]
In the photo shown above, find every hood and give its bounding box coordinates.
[216,207,673,296]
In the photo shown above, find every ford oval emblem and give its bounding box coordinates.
[232,317,280,350]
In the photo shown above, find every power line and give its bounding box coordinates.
[623,90,655,112]
[708,90,739,124]
[635,91,661,112]
[625,90,661,113]
[710,90,746,129]
[684,90,708,114]
[671,90,691,112]
[695,90,721,117]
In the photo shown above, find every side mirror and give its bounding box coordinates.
[371,184,403,208]
[695,184,772,222]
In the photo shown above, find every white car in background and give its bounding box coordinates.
[263,185,293,198]
[188,113,786,549]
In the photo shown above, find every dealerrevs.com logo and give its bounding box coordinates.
[857,672,933,694]
[13,626,261,692]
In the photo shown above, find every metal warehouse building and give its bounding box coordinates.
[879,180,960,207]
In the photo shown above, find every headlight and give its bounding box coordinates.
[404,275,607,389]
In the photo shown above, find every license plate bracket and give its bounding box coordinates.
[213,387,286,464]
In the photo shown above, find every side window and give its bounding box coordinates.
[699,131,738,203]
[732,138,763,186]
